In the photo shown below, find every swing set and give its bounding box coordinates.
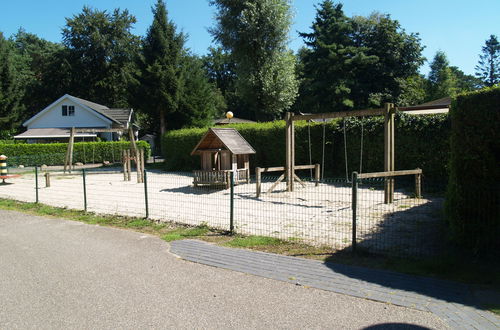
[273,100,449,203]
[63,127,145,183]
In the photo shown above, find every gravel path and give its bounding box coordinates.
[0,209,448,329]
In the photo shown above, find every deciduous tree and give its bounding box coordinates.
[0,33,24,138]
[210,0,298,120]
[62,6,139,107]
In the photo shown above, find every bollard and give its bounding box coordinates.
[0,155,7,184]
[0,155,7,175]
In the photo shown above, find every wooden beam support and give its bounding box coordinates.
[267,173,285,194]
[67,127,75,173]
[384,103,391,204]
[76,128,127,133]
[357,168,422,179]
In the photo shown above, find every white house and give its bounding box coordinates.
[14,94,135,143]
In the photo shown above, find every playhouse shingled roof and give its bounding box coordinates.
[191,128,256,155]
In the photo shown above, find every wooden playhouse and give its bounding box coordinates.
[191,128,256,188]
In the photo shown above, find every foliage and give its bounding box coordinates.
[162,114,450,180]
[445,87,500,253]
[349,12,425,108]
[10,29,67,121]
[0,32,25,138]
[475,35,500,87]
[202,47,240,114]
[427,51,457,100]
[133,0,185,137]
[169,54,226,129]
[209,0,298,120]
[297,2,424,113]
[62,6,139,107]
[0,141,150,166]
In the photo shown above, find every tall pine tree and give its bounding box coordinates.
[427,51,457,100]
[475,35,500,87]
[134,0,184,137]
[298,1,365,112]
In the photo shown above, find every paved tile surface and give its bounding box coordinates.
[171,240,500,330]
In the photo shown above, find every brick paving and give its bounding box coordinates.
[170,240,499,330]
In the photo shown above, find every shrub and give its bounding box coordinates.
[162,114,450,180]
[0,141,151,166]
[445,87,500,253]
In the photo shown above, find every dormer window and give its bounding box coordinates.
[62,105,75,116]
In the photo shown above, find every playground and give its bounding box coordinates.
[0,168,443,256]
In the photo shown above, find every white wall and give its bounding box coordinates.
[28,98,111,129]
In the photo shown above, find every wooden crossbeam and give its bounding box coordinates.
[291,108,384,122]
[75,128,127,133]
[357,168,422,179]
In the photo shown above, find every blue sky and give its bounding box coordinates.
[1,0,498,75]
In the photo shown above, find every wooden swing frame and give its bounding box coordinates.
[63,127,144,183]
[284,102,450,203]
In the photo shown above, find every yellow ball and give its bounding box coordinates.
[226,111,234,119]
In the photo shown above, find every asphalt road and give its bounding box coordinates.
[0,210,447,329]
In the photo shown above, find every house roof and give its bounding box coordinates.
[14,128,97,139]
[23,94,133,127]
[69,96,132,126]
[398,97,451,114]
[191,128,256,156]
[213,117,256,125]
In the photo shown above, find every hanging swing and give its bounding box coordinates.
[342,117,365,182]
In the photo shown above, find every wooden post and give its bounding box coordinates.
[291,115,295,192]
[45,172,50,187]
[314,163,320,187]
[64,127,76,173]
[122,149,127,181]
[389,103,395,203]
[256,167,262,197]
[384,103,395,204]
[126,149,131,181]
[285,112,292,192]
[128,127,138,157]
[415,170,422,198]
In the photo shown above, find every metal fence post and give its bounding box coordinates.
[82,169,87,212]
[351,172,358,253]
[230,171,234,233]
[35,166,39,203]
[144,169,149,219]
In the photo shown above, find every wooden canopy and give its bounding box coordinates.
[191,128,256,156]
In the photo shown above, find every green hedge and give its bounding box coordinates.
[0,141,151,166]
[162,114,450,180]
[445,87,500,252]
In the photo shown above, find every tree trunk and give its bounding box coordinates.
[159,108,166,152]
[159,108,166,137]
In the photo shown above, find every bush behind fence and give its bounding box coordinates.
[163,113,450,180]
[0,141,151,166]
